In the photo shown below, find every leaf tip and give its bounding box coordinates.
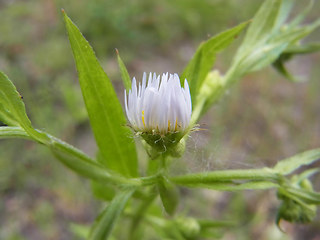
[115,48,119,55]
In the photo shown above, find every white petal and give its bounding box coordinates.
[125,72,192,133]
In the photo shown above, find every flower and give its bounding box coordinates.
[124,72,192,135]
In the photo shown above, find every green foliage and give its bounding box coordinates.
[273,42,320,82]
[63,11,138,177]
[181,21,249,106]
[224,0,320,86]
[277,177,318,225]
[158,176,179,215]
[0,0,320,239]
[0,126,131,186]
[274,148,320,175]
[89,189,134,240]
[0,72,48,142]
[116,49,131,91]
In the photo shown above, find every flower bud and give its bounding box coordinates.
[125,72,192,157]
[175,217,200,239]
[276,198,316,224]
[277,179,317,224]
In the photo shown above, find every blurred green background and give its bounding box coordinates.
[0,0,319,239]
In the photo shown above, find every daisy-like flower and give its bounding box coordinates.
[124,72,192,135]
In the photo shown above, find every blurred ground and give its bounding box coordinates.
[0,0,319,239]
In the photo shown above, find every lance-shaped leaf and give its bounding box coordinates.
[116,49,131,91]
[181,21,249,105]
[0,126,30,139]
[63,11,137,177]
[274,148,320,175]
[0,72,49,143]
[273,42,320,82]
[226,0,320,85]
[235,0,282,60]
[89,188,134,240]
[158,175,179,215]
[0,126,131,186]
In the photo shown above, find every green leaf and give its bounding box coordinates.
[91,181,116,201]
[283,187,320,205]
[0,72,48,143]
[273,42,320,82]
[273,0,294,30]
[274,148,320,175]
[198,219,235,229]
[235,0,282,60]
[70,223,90,240]
[89,188,134,240]
[226,0,320,86]
[0,71,27,127]
[0,101,17,126]
[116,49,131,91]
[91,151,117,201]
[287,0,314,27]
[181,21,249,105]
[63,11,137,177]
[293,168,320,184]
[284,42,320,55]
[0,126,30,139]
[0,126,134,186]
[50,141,116,184]
[273,56,300,82]
[158,176,179,215]
[129,189,157,239]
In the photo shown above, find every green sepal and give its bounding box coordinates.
[140,131,186,159]
[276,198,316,225]
[89,188,134,240]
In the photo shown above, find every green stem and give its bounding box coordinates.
[0,126,141,186]
[129,187,157,240]
[160,154,168,172]
[170,168,279,185]
[139,174,161,186]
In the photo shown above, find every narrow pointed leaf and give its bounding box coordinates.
[63,11,137,177]
[158,176,179,215]
[283,42,320,55]
[273,42,320,82]
[274,148,320,175]
[116,49,131,91]
[236,0,281,59]
[0,126,128,185]
[50,141,116,184]
[0,72,49,143]
[181,21,249,104]
[89,189,134,240]
[0,126,30,139]
[91,151,116,201]
[0,72,29,127]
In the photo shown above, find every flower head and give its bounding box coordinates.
[125,72,192,135]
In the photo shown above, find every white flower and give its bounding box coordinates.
[125,72,192,134]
